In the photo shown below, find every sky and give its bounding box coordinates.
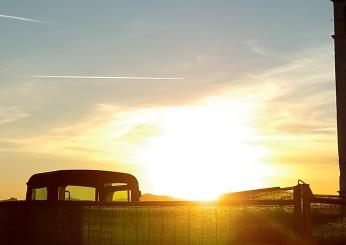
[0,0,338,200]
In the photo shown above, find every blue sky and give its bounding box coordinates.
[0,1,338,199]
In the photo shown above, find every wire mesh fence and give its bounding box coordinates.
[5,184,346,244]
[0,201,298,245]
[11,185,342,244]
[310,201,346,244]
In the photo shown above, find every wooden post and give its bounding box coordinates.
[294,184,316,244]
[293,185,303,233]
[302,184,312,235]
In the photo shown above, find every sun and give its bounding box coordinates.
[134,98,273,200]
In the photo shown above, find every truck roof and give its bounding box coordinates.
[27,169,139,188]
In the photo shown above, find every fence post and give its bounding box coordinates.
[294,184,316,244]
[302,184,312,236]
[293,184,303,233]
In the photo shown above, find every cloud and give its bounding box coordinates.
[10,103,161,162]
[245,39,288,60]
[0,14,51,24]
[0,107,28,124]
[238,44,337,170]
[29,75,184,80]
[193,52,228,64]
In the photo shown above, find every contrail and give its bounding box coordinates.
[0,14,51,24]
[30,75,184,80]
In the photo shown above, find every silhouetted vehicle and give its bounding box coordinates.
[26,170,141,202]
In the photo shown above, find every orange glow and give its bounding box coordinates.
[19,97,277,200]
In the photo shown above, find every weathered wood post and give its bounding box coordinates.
[302,184,312,236]
[331,0,346,197]
[293,183,314,241]
[293,184,303,232]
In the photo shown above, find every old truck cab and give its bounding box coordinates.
[26,170,141,202]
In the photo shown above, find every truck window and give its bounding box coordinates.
[112,190,130,202]
[64,185,96,201]
[31,187,48,200]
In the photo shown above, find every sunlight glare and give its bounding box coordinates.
[135,98,273,200]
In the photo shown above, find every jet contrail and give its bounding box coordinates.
[0,14,51,24]
[30,75,184,80]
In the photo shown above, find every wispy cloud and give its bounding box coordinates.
[193,52,228,64]
[29,75,184,80]
[245,40,271,56]
[242,44,337,169]
[0,14,51,24]
[0,107,28,124]
[245,39,288,60]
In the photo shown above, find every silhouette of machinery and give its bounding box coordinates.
[26,170,141,202]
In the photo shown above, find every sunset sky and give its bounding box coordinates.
[0,0,338,200]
